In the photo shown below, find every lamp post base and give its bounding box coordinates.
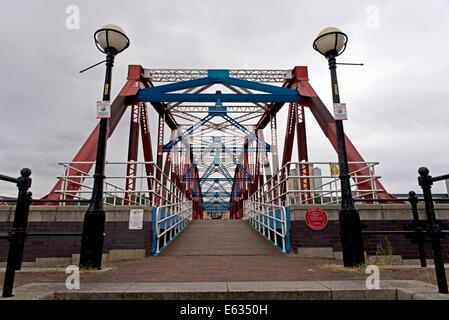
[339,208,365,267]
[79,210,105,269]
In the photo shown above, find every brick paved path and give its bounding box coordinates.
[160,220,282,256]
[1,219,446,289]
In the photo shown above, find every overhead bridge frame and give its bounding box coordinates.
[42,65,395,219]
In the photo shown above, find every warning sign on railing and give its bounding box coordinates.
[330,164,340,176]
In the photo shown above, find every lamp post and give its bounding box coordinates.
[80,24,129,269]
[313,27,365,267]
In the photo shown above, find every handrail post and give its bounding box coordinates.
[2,168,32,298]
[408,191,427,267]
[418,167,448,294]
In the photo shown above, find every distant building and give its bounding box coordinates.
[287,164,320,204]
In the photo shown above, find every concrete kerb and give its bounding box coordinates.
[3,280,449,300]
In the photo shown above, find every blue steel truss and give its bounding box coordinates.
[136,69,300,103]
[135,70,300,212]
[183,137,250,182]
[163,104,270,152]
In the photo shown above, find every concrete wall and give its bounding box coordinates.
[290,204,449,263]
[0,206,153,267]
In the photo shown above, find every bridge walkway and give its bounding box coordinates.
[159,219,282,256]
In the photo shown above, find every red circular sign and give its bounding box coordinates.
[305,207,328,231]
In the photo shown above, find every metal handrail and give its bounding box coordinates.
[250,161,382,206]
[153,201,192,254]
[56,161,186,206]
[243,200,289,253]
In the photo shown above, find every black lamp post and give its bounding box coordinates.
[313,27,365,267]
[79,24,130,269]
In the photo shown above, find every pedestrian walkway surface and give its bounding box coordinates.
[160,220,282,256]
[1,219,449,300]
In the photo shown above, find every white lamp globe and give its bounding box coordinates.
[313,27,348,57]
[94,24,130,54]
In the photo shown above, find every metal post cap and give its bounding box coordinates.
[20,168,31,177]
[418,167,429,177]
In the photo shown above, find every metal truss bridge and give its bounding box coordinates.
[42,65,394,223]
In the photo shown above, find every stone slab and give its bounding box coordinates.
[317,280,397,300]
[4,280,445,301]
[226,281,331,300]
[297,247,334,259]
[124,282,229,300]
[53,283,136,300]
[1,283,64,300]
[108,249,145,262]
[35,257,73,268]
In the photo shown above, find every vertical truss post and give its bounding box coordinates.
[270,115,279,204]
[270,114,279,204]
[253,134,261,196]
[243,148,250,201]
[280,102,296,203]
[259,130,272,203]
[257,130,265,191]
[139,103,154,205]
[185,146,193,199]
[162,130,176,205]
[270,114,279,173]
[125,104,140,205]
[156,113,165,205]
[297,103,311,204]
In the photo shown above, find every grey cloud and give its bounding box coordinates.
[0,0,448,198]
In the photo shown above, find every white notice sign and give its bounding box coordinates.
[96,100,111,119]
[129,209,144,230]
[333,103,347,120]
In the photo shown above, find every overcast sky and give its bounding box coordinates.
[0,0,448,198]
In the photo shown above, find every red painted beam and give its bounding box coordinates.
[124,104,140,205]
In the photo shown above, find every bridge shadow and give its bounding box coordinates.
[159,220,282,256]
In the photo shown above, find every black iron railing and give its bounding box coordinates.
[0,169,87,298]
[356,167,448,294]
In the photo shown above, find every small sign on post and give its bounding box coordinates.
[96,100,111,119]
[333,103,347,120]
[129,209,144,230]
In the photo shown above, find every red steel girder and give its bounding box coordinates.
[41,95,129,201]
[296,104,312,204]
[294,66,394,199]
[42,65,181,202]
[124,104,140,205]
[139,102,155,203]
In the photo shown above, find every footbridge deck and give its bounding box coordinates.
[159,220,282,256]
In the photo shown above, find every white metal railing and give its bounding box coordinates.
[55,161,186,206]
[250,161,382,206]
[243,200,290,253]
[153,201,192,255]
